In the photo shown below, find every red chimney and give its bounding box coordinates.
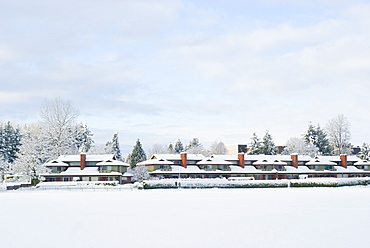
[340,154,347,169]
[180,152,187,168]
[291,154,298,169]
[238,153,245,168]
[80,153,86,170]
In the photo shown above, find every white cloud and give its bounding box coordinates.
[1,0,370,150]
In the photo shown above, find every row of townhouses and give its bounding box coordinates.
[41,152,370,184]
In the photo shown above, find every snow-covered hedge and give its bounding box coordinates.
[143,178,288,189]
[290,178,370,187]
[143,178,370,189]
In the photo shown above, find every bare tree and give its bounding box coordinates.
[40,98,80,157]
[148,144,167,157]
[325,114,351,155]
[282,137,318,157]
[209,141,227,155]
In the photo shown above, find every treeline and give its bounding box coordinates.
[1,97,369,183]
[0,98,122,183]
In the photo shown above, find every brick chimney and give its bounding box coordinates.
[238,153,245,168]
[180,152,187,169]
[340,154,347,169]
[80,153,86,170]
[291,154,298,169]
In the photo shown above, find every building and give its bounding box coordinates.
[41,153,132,184]
[225,144,248,155]
[139,153,370,180]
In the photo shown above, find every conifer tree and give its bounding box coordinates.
[304,124,331,155]
[185,138,203,154]
[167,143,175,154]
[0,121,22,163]
[174,139,184,154]
[357,142,370,161]
[248,132,262,155]
[73,123,94,153]
[106,133,122,161]
[259,131,276,155]
[128,139,147,168]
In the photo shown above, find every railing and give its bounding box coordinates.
[14,185,136,192]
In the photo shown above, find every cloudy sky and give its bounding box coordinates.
[1,0,370,154]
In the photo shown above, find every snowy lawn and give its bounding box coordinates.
[1,187,370,248]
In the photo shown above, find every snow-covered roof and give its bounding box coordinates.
[42,167,121,176]
[244,154,269,161]
[284,166,312,172]
[57,154,115,162]
[270,155,312,162]
[197,157,232,165]
[354,160,370,166]
[122,172,134,177]
[229,165,260,172]
[96,160,129,167]
[151,154,205,161]
[212,155,239,161]
[306,157,337,166]
[137,159,174,166]
[253,158,287,166]
[43,160,69,167]
[334,166,362,173]
[318,155,359,163]
[60,167,98,175]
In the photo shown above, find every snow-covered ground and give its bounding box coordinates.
[1,187,369,248]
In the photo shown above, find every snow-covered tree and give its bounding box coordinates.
[282,137,318,157]
[325,114,351,155]
[40,98,80,157]
[148,144,167,157]
[259,131,276,155]
[128,139,147,168]
[209,141,227,155]
[174,139,184,154]
[304,124,331,155]
[0,156,12,182]
[357,142,370,161]
[12,123,51,184]
[72,123,94,154]
[0,121,22,163]
[105,133,122,160]
[88,144,108,155]
[128,165,150,182]
[167,143,175,154]
[248,132,262,155]
[185,138,203,154]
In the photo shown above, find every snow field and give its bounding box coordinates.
[1,187,370,248]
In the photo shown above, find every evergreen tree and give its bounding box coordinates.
[304,124,331,155]
[259,131,276,155]
[0,121,22,163]
[357,142,370,161]
[174,139,184,154]
[248,132,262,155]
[105,133,122,160]
[128,139,147,168]
[167,143,175,154]
[185,138,203,154]
[72,123,94,154]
